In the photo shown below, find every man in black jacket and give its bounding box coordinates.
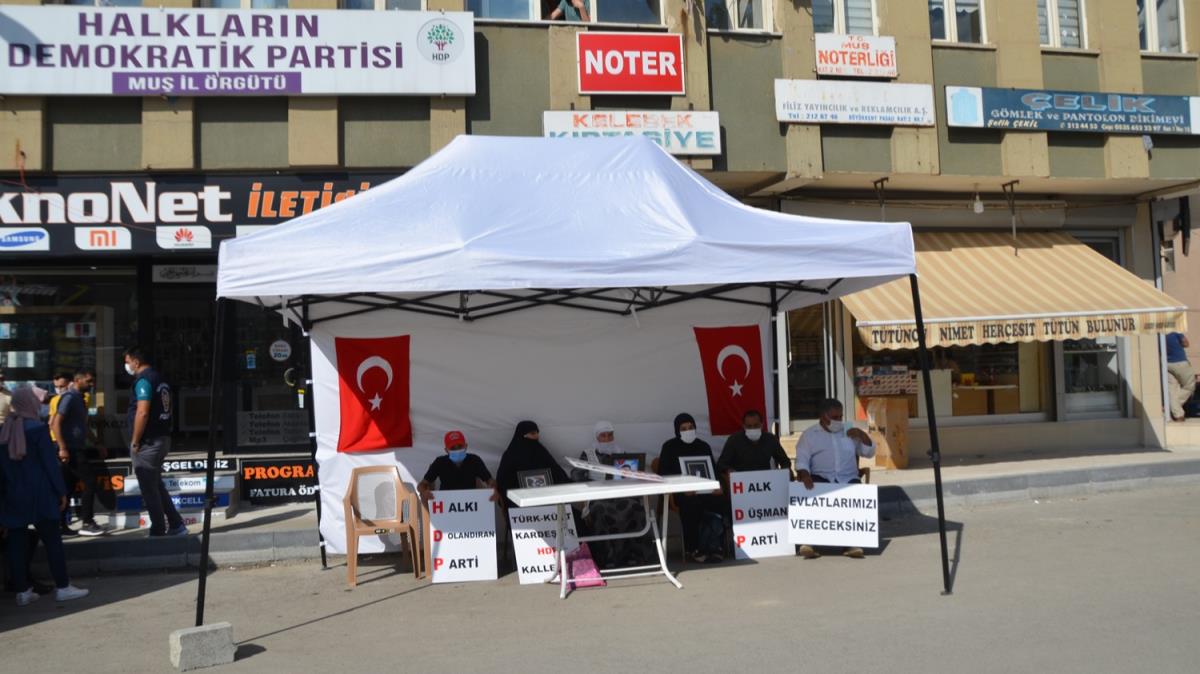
[716,409,793,479]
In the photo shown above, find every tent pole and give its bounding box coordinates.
[301,300,328,570]
[909,274,952,595]
[769,287,782,436]
[195,297,226,627]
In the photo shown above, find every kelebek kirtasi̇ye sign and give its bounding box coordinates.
[946,86,1200,135]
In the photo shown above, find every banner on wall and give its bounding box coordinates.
[694,325,766,436]
[729,469,792,560]
[0,7,475,96]
[775,79,935,126]
[815,33,898,78]
[427,489,498,583]
[543,111,721,156]
[576,32,685,95]
[946,86,1200,135]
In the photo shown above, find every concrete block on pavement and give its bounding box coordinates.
[169,622,235,671]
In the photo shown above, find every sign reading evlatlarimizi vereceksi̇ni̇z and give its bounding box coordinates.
[0,7,474,96]
[946,86,1200,135]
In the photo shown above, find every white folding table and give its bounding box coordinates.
[508,475,720,599]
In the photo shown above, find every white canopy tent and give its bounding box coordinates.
[195,136,949,623]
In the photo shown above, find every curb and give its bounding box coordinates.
[55,458,1200,574]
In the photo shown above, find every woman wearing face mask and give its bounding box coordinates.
[573,421,657,569]
[656,413,726,563]
[496,420,571,508]
[417,430,498,504]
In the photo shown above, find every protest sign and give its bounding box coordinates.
[427,489,498,583]
[788,482,879,548]
[509,505,579,585]
[729,469,792,559]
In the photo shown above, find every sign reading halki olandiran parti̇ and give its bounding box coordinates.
[0,6,475,96]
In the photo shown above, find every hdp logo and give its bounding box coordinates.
[418,19,464,65]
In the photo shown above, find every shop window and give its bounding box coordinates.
[229,304,309,453]
[852,334,1052,422]
[198,0,290,6]
[812,0,875,35]
[1138,0,1185,53]
[929,0,985,44]
[340,0,424,8]
[0,268,139,454]
[59,0,143,6]
[467,0,662,23]
[787,305,829,423]
[705,0,771,31]
[1038,0,1085,48]
[1059,237,1128,417]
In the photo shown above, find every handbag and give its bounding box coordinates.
[565,542,606,588]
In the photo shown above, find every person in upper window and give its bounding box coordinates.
[716,409,792,477]
[548,0,590,22]
[793,397,875,560]
[418,430,497,503]
[656,413,725,563]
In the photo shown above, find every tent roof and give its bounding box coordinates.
[216,136,916,322]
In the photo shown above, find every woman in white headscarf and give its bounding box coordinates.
[1,386,90,607]
[572,421,656,569]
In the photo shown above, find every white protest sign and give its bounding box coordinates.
[788,483,880,548]
[729,469,792,559]
[427,489,498,583]
[509,505,579,585]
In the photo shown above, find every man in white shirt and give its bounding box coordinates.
[794,398,875,559]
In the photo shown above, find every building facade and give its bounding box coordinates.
[1,0,1196,469]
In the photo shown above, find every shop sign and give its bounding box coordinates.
[0,227,50,252]
[0,7,475,96]
[775,79,935,126]
[162,457,237,474]
[153,265,218,284]
[576,32,685,95]
[815,33,897,78]
[542,111,721,156]
[0,174,396,255]
[240,457,317,504]
[508,506,579,585]
[122,474,237,495]
[427,489,498,583]
[946,86,1200,135]
[115,490,233,512]
[788,483,879,549]
[859,312,1187,350]
[237,410,309,446]
[729,469,792,560]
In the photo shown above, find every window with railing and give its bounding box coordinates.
[197,0,290,7]
[465,0,662,24]
[341,0,424,9]
[705,0,772,31]
[929,0,985,44]
[812,0,875,35]
[1138,0,1185,53]
[1038,0,1084,48]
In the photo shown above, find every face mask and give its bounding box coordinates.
[680,429,697,444]
[55,386,68,395]
[826,420,845,433]
[448,449,467,464]
[124,363,136,376]
[745,428,762,442]
[596,441,615,453]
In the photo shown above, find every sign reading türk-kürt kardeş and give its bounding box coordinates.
[509,505,579,585]
[543,111,721,156]
[427,489,498,583]
[788,483,879,549]
[729,469,793,559]
[0,6,475,96]
[775,79,935,126]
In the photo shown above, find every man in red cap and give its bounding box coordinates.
[417,430,498,503]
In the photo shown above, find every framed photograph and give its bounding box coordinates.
[517,469,553,489]
[679,456,715,481]
[609,453,646,481]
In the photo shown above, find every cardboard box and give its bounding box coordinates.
[953,387,988,416]
[993,387,1020,415]
[867,397,909,469]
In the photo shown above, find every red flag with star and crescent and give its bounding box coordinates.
[694,325,767,436]
[335,336,412,453]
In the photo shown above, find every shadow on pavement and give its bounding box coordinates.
[236,582,430,644]
[881,491,965,593]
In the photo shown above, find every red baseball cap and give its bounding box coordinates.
[444,430,467,449]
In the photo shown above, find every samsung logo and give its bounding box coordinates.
[0,228,50,251]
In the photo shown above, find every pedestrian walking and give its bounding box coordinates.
[51,369,105,536]
[123,348,187,537]
[1166,332,1195,421]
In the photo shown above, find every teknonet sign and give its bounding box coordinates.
[576,32,685,95]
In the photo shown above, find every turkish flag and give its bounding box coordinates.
[335,336,412,453]
[693,325,767,436]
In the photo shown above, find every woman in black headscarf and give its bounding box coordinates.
[496,421,570,508]
[657,413,726,563]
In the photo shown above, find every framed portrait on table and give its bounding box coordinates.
[517,469,553,489]
[609,453,646,480]
[679,456,715,481]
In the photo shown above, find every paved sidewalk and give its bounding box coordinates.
[55,445,1200,573]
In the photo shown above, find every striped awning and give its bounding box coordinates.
[843,231,1188,351]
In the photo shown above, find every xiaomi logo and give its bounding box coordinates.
[74,226,132,250]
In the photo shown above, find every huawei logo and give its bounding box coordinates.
[174,228,194,243]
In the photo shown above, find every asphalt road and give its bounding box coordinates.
[3,482,1199,673]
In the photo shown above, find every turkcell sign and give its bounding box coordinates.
[577,32,685,95]
[543,111,721,156]
[775,79,935,126]
[0,7,475,95]
[946,86,1200,135]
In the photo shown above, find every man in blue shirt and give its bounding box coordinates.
[51,369,105,537]
[124,347,186,537]
[1166,332,1194,421]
